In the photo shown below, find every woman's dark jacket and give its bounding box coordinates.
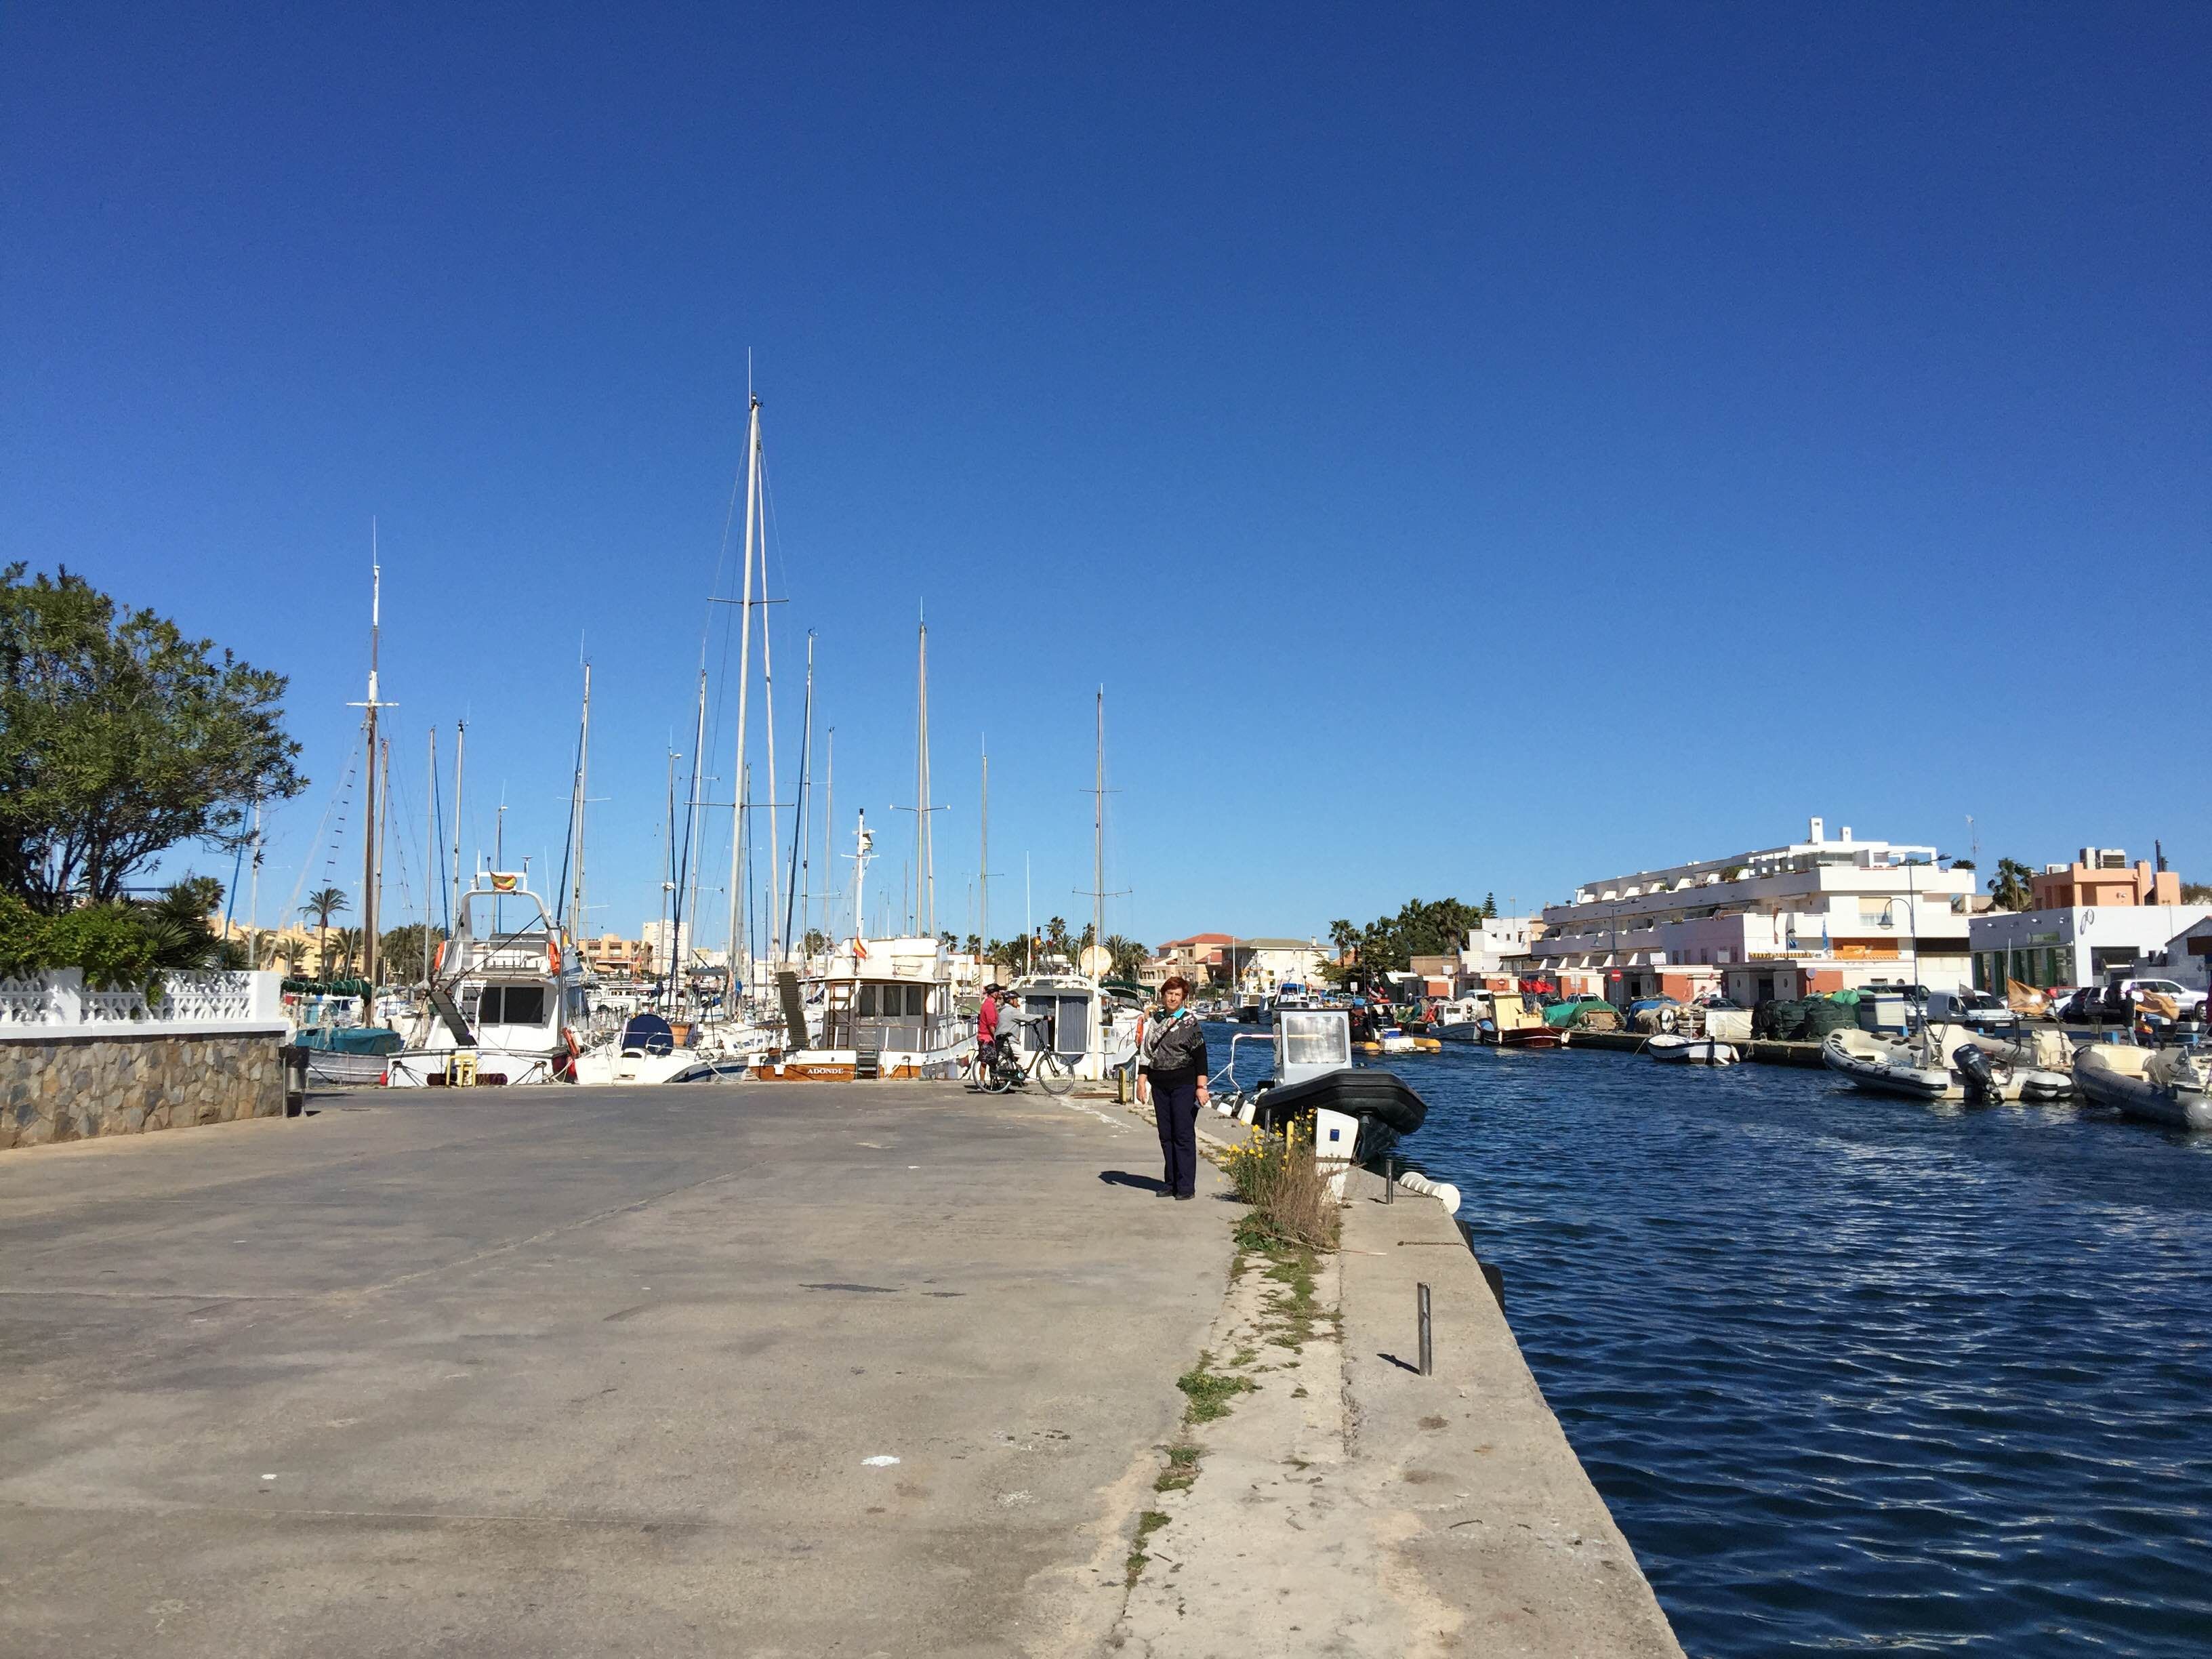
[1143,1012,1208,1085]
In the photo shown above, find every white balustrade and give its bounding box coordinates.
[0,968,287,1040]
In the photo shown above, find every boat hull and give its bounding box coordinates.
[2076,1048,2212,1130]
[1252,1066,1429,1162]
[1484,1027,1564,1049]
[1822,1032,1960,1100]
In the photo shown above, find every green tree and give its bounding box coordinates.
[1987,859,2034,912]
[0,565,305,912]
[1482,892,1498,918]
[2181,882,2212,905]
[802,928,830,957]
[331,926,363,978]
[1044,916,1071,959]
[1327,918,1357,959]
[303,886,349,977]
[379,922,448,981]
[1104,933,1147,979]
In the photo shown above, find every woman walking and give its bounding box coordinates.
[1144,977,1209,1200]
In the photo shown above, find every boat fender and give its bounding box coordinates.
[546,939,562,977]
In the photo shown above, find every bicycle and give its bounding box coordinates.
[980,1017,1076,1097]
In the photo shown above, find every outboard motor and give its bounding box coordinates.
[1955,1042,2008,1105]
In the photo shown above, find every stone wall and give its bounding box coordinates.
[1,1031,285,1150]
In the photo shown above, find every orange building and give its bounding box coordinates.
[2030,850,2181,912]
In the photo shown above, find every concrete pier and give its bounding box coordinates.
[2,1079,1687,1656]
[0,1082,1231,1657]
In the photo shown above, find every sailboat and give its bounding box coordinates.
[752,807,970,1080]
[752,619,970,1080]
[1004,689,1141,1083]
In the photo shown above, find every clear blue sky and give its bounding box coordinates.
[5,3,2207,948]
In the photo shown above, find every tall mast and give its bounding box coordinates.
[820,729,834,945]
[852,809,873,947]
[979,739,989,960]
[661,742,680,1004]
[348,541,394,994]
[783,634,813,961]
[917,617,934,935]
[1092,691,1105,962]
[375,736,390,987]
[761,527,781,968]
[423,726,436,983]
[726,394,762,988]
[571,661,591,937]
[448,720,466,928]
[681,668,708,1008]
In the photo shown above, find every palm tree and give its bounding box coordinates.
[1104,934,1147,980]
[1987,859,2034,913]
[331,926,364,979]
[303,886,348,979]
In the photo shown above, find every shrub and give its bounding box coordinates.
[1221,1122,1341,1251]
[0,882,221,993]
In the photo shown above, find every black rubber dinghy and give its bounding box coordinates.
[1252,1067,1428,1139]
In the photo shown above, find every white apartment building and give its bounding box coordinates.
[1535,817,1975,1006]
[638,919,692,974]
[1461,916,1540,979]
[1239,939,1330,994]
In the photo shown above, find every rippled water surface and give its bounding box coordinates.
[1214,1027,2212,1656]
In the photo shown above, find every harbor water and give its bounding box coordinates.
[1210,1025,2212,1656]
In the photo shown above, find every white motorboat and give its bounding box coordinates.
[2075,1044,2212,1130]
[1954,1028,2076,1103]
[571,1012,771,1086]
[1649,1034,1738,1066]
[1825,1023,2072,1104]
[1214,1006,1432,1170]
[387,872,584,1088]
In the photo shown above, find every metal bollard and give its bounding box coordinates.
[1417,1282,1433,1376]
[1383,1155,1394,1203]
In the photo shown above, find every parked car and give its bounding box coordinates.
[2102,978,2207,1019]
[2049,987,2102,1022]
[1925,989,2018,1029]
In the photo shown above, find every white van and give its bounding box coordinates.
[1924,989,2018,1029]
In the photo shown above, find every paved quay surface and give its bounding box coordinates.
[0,1082,1231,1658]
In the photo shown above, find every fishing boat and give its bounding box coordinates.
[751,931,970,1080]
[386,872,584,1088]
[1430,996,1488,1044]
[1648,1034,1738,1066]
[2074,1044,2212,1130]
[1477,989,1566,1049]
